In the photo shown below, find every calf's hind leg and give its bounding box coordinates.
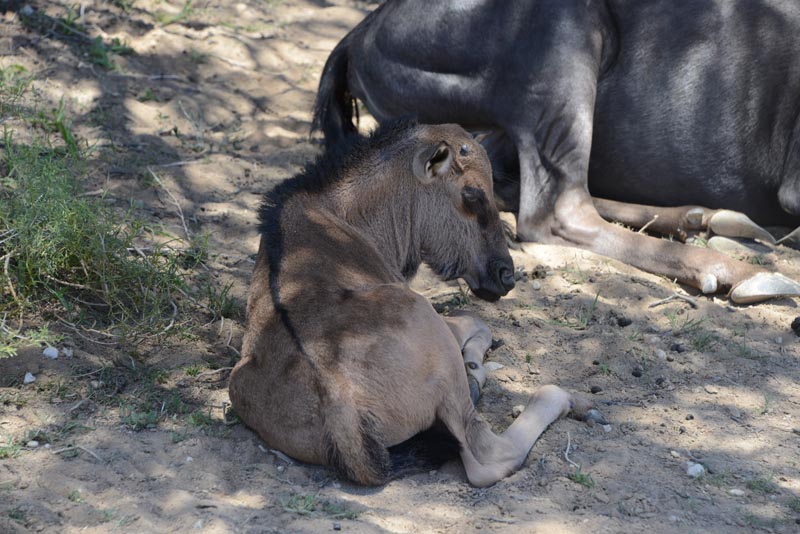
[433,340,605,487]
[443,311,492,406]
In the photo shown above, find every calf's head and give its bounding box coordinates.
[412,124,515,301]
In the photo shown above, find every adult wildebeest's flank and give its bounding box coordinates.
[228,121,603,486]
[313,0,800,304]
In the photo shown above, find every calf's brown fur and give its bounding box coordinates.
[229,121,600,486]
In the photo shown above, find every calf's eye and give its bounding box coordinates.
[460,144,470,156]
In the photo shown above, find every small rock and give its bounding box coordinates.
[686,462,705,478]
[333,523,342,531]
[668,515,680,523]
[670,450,680,458]
[602,424,612,433]
[679,426,686,434]
[531,265,548,279]
[729,488,745,496]
[656,349,667,361]
[775,336,783,345]
[590,385,602,394]
[670,343,686,353]
[20,5,34,17]
[62,347,74,358]
[685,414,694,421]
[617,316,632,328]
[631,365,643,378]
[655,377,666,386]
[185,456,193,463]
[276,465,285,473]
[485,362,504,372]
[193,519,204,530]
[532,280,542,291]
[90,380,104,389]
[42,346,58,359]
[23,372,36,384]
[647,335,660,345]
[666,355,675,362]
[26,440,39,448]
[513,267,527,281]
[332,481,341,489]
[429,470,437,476]
[703,384,719,395]
[512,405,525,418]
[728,407,742,419]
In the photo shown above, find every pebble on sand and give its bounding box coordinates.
[23,372,36,384]
[686,462,705,478]
[43,346,58,359]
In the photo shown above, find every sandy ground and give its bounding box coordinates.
[1,1,800,533]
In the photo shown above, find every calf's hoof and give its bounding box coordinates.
[729,272,800,304]
[569,395,608,426]
[468,375,482,407]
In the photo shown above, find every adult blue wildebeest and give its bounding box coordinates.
[312,0,800,304]
[229,120,604,487]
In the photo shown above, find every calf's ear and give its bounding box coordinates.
[413,143,452,184]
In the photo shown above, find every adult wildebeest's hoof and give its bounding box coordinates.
[776,226,800,247]
[729,272,800,304]
[707,236,773,256]
[708,210,776,245]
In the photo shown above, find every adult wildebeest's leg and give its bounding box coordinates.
[544,188,800,303]
[592,198,776,244]
[443,311,492,406]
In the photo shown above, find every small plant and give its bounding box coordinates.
[568,466,596,488]
[598,363,611,375]
[137,87,158,103]
[788,496,800,513]
[525,353,532,364]
[690,330,717,352]
[120,408,161,431]
[664,309,706,335]
[67,489,84,503]
[552,293,600,330]
[8,506,26,524]
[284,493,359,520]
[0,323,61,360]
[188,49,208,64]
[205,281,237,320]
[758,395,772,416]
[155,0,194,26]
[746,475,778,494]
[184,364,203,377]
[186,410,213,428]
[0,439,22,459]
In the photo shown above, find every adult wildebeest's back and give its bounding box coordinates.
[590,0,800,226]
[313,0,800,303]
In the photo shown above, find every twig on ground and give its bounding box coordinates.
[52,445,104,463]
[147,168,192,239]
[259,444,294,465]
[195,367,233,379]
[638,214,659,234]
[3,253,18,301]
[648,292,698,309]
[564,431,580,469]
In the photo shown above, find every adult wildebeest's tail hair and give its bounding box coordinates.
[311,32,359,150]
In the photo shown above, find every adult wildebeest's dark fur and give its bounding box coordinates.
[313,0,800,303]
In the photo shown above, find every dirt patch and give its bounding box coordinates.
[2,1,800,533]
